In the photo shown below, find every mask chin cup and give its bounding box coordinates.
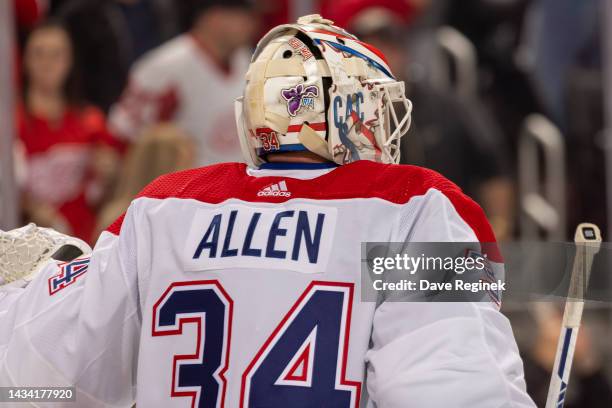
[235,97,264,168]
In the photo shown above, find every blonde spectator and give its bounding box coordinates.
[95,123,195,240]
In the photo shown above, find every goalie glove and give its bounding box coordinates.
[0,223,92,289]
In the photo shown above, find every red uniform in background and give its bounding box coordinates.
[320,0,415,27]
[14,0,45,29]
[17,104,118,243]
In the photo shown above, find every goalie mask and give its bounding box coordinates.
[236,14,412,166]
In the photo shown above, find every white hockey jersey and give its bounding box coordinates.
[0,161,535,408]
[108,34,250,166]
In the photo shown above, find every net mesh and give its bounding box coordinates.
[0,224,60,285]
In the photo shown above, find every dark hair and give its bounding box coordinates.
[21,19,84,110]
[178,0,253,31]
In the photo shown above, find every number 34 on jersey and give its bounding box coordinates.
[152,280,361,408]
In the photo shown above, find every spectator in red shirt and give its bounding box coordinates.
[17,20,120,244]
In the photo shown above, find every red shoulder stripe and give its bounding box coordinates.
[440,189,502,262]
[105,161,501,261]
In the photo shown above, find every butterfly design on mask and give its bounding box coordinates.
[281,84,319,116]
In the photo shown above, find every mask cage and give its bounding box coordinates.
[375,81,413,164]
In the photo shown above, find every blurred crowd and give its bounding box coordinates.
[10,0,607,246]
[6,0,612,405]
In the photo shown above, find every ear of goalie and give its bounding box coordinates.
[235,14,412,166]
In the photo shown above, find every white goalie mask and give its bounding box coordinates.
[236,14,412,166]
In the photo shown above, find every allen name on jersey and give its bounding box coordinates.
[189,204,333,269]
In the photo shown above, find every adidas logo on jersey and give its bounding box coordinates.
[258,180,291,197]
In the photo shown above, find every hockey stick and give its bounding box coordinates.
[545,223,602,408]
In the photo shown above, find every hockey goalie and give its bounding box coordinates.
[0,15,535,408]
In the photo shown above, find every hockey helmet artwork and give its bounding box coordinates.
[235,14,412,166]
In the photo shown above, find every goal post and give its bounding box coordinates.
[0,0,18,230]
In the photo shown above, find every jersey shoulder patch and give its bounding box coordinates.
[48,256,91,296]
